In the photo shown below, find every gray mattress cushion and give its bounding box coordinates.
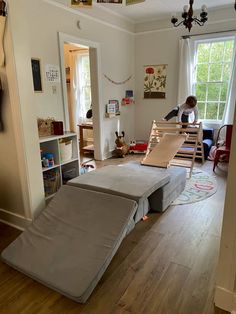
[68,165,170,222]
[1,186,137,303]
[121,162,186,212]
[148,167,187,212]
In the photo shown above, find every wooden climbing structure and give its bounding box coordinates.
[142,121,204,177]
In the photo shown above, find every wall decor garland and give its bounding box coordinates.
[103,74,132,85]
[0,0,7,67]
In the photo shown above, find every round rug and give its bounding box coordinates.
[172,169,217,205]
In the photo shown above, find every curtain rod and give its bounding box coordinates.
[182,29,236,39]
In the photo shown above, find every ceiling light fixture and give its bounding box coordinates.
[171,0,208,32]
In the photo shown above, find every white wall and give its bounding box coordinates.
[134,8,236,140]
[5,0,135,217]
[0,18,32,228]
[214,106,236,313]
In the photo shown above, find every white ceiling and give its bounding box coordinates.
[93,0,233,23]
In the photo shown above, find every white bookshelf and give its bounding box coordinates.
[39,132,80,200]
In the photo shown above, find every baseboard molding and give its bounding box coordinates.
[0,208,32,231]
[103,150,113,160]
[215,286,236,313]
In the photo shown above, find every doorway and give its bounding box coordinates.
[58,33,103,162]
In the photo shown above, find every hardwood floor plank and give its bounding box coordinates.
[81,231,164,314]
[176,234,220,314]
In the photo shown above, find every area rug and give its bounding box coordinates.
[172,169,217,205]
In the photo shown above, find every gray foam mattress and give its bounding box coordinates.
[1,185,137,303]
[120,162,186,212]
[68,165,170,222]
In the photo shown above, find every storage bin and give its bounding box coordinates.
[43,169,60,197]
[59,139,72,162]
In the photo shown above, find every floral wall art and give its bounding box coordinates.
[144,64,167,99]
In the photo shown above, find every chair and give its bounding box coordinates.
[213,124,233,171]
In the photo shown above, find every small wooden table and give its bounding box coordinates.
[78,124,94,154]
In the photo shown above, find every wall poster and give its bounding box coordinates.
[144,64,167,99]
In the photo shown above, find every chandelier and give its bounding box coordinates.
[171,0,208,32]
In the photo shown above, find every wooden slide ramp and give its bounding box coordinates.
[142,121,204,177]
[141,133,187,168]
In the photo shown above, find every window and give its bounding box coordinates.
[193,38,235,122]
[79,54,91,118]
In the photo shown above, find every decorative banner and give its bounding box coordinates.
[45,64,60,83]
[144,64,167,99]
[126,0,145,5]
[71,0,92,7]
[104,74,132,85]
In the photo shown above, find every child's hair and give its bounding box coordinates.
[186,95,197,108]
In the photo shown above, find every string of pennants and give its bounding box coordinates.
[71,0,145,7]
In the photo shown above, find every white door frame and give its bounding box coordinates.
[58,32,103,160]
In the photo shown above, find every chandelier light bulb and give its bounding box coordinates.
[201,4,207,12]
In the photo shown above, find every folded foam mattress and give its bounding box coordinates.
[121,162,187,212]
[1,185,137,303]
[68,165,170,222]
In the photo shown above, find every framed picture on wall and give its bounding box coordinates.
[144,64,167,99]
[31,58,43,93]
[71,0,92,7]
[109,99,120,114]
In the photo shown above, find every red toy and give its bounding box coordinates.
[130,140,148,154]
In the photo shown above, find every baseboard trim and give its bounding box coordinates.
[214,286,236,313]
[0,208,32,231]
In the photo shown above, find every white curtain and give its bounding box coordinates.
[69,52,89,132]
[177,38,193,105]
[222,36,236,125]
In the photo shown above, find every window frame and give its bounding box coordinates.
[191,34,235,126]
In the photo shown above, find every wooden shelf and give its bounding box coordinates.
[39,132,80,201]
[42,164,60,172]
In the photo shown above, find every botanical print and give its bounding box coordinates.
[71,0,92,7]
[144,64,167,99]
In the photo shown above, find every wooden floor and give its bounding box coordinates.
[0,157,229,314]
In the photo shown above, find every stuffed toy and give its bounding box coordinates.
[114,131,129,158]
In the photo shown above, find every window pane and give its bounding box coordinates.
[209,64,222,81]
[197,43,210,63]
[196,64,208,82]
[224,40,234,62]
[195,83,206,101]
[210,42,224,62]
[207,83,220,101]
[220,83,228,101]
[219,103,226,120]
[222,63,231,81]
[198,102,205,119]
[206,102,218,120]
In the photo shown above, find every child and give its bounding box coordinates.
[163,96,198,125]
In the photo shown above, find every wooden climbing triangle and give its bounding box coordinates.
[142,121,204,177]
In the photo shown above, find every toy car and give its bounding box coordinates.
[129,140,148,154]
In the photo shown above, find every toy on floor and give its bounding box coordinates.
[129,140,148,154]
[114,131,129,158]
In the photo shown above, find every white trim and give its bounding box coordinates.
[214,286,236,313]
[58,32,103,160]
[135,18,236,36]
[43,0,134,35]
[0,208,32,231]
